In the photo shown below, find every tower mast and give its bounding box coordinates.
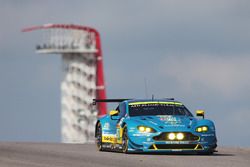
[22,24,107,143]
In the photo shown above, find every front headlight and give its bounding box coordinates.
[167,132,185,140]
[137,126,156,133]
[176,133,184,140]
[168,133,175,140]
[196,126,209,132]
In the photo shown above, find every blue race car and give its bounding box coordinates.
[93,98,217,154]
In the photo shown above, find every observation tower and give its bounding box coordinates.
[22,24,107,143]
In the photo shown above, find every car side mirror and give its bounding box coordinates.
[109,110,119,116]
[109,110,120,120]
[196,110,205,119]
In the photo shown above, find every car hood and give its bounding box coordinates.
[128,115,198,131]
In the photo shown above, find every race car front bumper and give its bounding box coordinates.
[128,131,217,153]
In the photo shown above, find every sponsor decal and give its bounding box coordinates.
[118,117,124,126]
[172,149,182,151]
[164,124,185,127]
[165,141,190,144]
[149,121,158,125]
[129,127,135,132]
[159,116,182,125]
[102,134,116,143]
[132,133,151,137]
[201,134,215,137]
[143,141,154,144]
[103,123,110,130]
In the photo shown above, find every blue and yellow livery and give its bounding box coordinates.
[94,98,217,154]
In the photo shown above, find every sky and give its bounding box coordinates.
[0,0,250,147]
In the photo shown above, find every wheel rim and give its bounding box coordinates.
[96,123,102,150]
[122,128,128,153]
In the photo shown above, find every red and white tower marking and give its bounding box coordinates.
[23,24,107,143]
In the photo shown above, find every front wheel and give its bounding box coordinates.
[122,126,129,153]
[96,122,103,151]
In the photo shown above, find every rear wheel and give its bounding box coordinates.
[96,122,103,151]
[122,126,129,153]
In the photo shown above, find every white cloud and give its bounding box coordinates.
[159,54,250,97]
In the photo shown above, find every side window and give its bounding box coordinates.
[118,102,126,117]
[115,105,120,113]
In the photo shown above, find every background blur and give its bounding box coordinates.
[0,0,250,146]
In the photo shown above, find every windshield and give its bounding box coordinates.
[128,102,193,117]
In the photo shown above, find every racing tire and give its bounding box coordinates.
[122,126,129,153]
[96,122,103,151]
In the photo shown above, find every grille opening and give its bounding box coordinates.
[153,132,199,141]
[149,144,202,150]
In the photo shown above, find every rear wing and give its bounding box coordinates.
[93,98,175,105]
[93,99,131,105]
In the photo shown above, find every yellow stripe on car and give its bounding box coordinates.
[153,144,158,150]
[129,101,183,106]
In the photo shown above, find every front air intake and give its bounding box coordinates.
[149,144,203,150]
[153,132,199,141]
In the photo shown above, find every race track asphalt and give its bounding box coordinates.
[0,142,249,167]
